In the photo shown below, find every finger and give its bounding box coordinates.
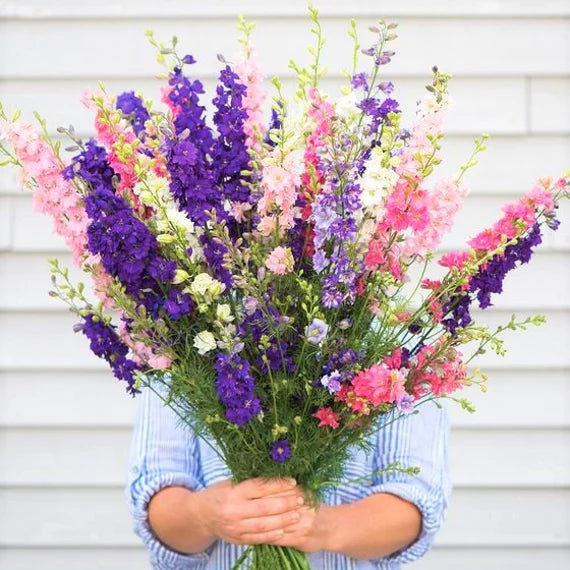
[237,510,301,535]
[238,528,287,545]
[242,493,304,519]
[282,506,313,532]
[238,477,297,499]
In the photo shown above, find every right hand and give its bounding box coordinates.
[195,478,305,545]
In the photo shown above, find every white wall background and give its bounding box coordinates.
[0,1,569,568]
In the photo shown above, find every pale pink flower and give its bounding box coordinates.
[522,185,555,211]
[234,48,267,152]
[3,120,89,265]
[230,201,253,222]
[265,246,294,275]
[148,353,173,369]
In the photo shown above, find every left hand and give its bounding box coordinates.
[268,504,332,554]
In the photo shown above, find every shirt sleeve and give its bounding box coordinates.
[126,383,211,570]
[366,399,452,567]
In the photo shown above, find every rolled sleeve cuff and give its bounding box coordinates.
[365,481,447,568]
[129,471,210,570]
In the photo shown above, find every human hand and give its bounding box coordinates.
[268,503,331,554]
[195,478,305,546]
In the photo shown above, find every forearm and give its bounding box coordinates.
[148,485,217,554]
[320,492,422,559]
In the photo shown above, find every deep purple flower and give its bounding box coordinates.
[163,289,194,320]
[378,98,400,118]
[68,141,179,315]
[215,353,261,426]
[323,349,360,380]
[63,139,116,191]
[116,91,150,136]
[257,339,296,374]
[470,223,542,309]
[81,315,140,395]
[443,224,543,335]
[358,97,400,134]
[210,65,251,208]
[270,439,291,463]
[226,398,262,426]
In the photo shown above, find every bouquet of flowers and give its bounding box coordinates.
[0,7,567,569]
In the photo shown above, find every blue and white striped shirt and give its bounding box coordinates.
[127,387,451,569]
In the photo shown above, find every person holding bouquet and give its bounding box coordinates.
[127,387,450,569]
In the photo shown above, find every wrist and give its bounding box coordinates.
[188,486,218,542]
[314,505,344,554]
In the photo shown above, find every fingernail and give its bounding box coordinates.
[297,496,304,505]
[287,478,297,486]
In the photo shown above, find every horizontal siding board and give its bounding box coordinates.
[2,426,568,487]
[0,195,11,250]
[1,310,567,370]
[2,249,567,311]
[1,19,569,78]
[0,370,135,427]
[0,548,150,570]
[447,369,570,428]
[2,0,570,18]
[530,77,570,134]
[412,547,570,569]
[0,76,529,136]
[2,369,567,429]
[1,487,568,547]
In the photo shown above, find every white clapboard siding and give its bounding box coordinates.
[1,487,568,547]
[1,2,569,569]
[2,425,569,488]
[0,548,150,570]
[2,0,570,18]
[1,18,569,77]
[1,368,568,429]
[0,76,531,136]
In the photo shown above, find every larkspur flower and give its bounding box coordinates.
[80,314,140,394]
[313,407,340,428]
[305,318,329,344]
[320,370,342,393]
[115,91,150,136]
[215,353,261,426]
[270,439,291,463]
